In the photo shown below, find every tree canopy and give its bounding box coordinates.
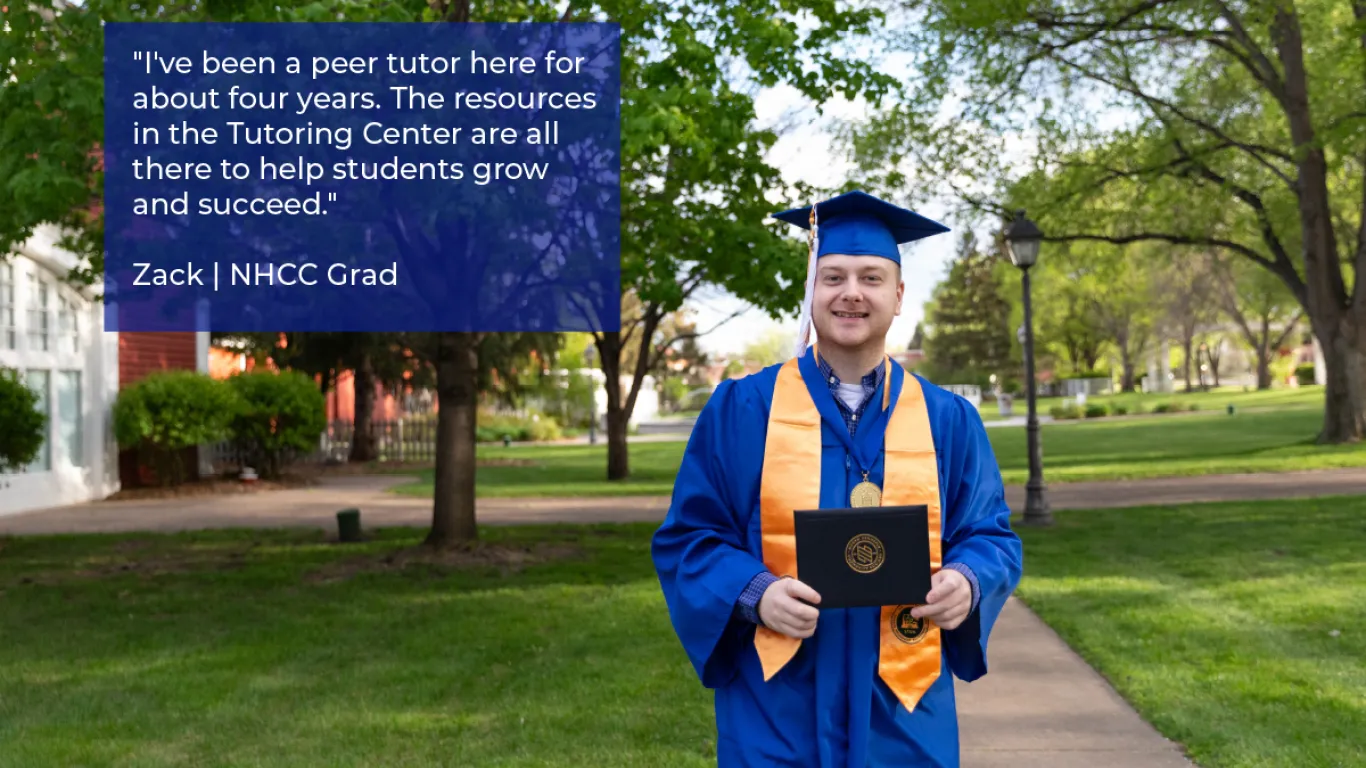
[845,0,1366,440]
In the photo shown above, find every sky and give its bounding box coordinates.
[680,25,1144,361]
[685,83,962,359]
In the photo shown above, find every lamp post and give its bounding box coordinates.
[1005,210,1053,526]
[582,343,599,445]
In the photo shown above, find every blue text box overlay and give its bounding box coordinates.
[104,22,621,332]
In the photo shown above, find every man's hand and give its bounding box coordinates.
[757,578,821,639]
[910,569,972,630]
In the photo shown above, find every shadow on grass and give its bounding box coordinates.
[0,522,718,766]
[0,522,663,591]
[1015,495,1366,767]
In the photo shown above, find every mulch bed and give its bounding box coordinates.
[101,458,535,502]
[303,541,584,583]
[103,475,318,501]
[9,540,263,587]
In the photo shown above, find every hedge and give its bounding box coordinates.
[112,370,240,485]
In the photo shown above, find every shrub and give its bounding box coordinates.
[531,370,597,428]
[1269,351,1300,385]
[477,426,519,443]
[477,410,562,443]
[528,415,562,442]
[1294,363,1315,385]
[1049,404,1083,420]
[683,388,711,414]
[1112,405,1129,416]
[225,371,326,479]
[478,412,530,443]
[1085,404,1109,418]
[1153,402,1172,413]
[0,368,46,472]
[660,376,690,413]
[113,371,241,485]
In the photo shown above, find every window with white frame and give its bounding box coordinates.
[58,370,83,467]
[58,295,80,354]
[27,271,50,353]
[0,262,15,350]
[26,369,51,472]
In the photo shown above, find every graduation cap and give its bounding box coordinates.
[771,190,950,358]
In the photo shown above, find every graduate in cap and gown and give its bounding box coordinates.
[651,190,1024,767]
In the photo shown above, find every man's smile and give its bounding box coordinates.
[833,310,868,319]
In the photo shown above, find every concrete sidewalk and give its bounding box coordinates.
[4,466,1365,535]
[6,470,1363,766]
[957,599,1191,767]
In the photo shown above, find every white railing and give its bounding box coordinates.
[207,418,438,469]
[942,384,982,407]
[1060,377,1113,397]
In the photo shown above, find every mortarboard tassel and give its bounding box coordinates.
[793,203,819,359]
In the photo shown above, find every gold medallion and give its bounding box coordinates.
[890,606,929,644]
[850,474,882,507]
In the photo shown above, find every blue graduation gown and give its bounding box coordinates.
[651,355,1023,767]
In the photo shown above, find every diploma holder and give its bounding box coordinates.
[793,504,933,609]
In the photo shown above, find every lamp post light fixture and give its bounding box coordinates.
[1004,210,1053,527]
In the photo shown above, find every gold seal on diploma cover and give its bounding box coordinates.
[850,472,882,507]
[845,534,886,573]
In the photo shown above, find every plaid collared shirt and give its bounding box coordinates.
[735,354,980,625]
[815,353,885,436]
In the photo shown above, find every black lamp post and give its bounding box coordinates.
[1005,210,1053,526]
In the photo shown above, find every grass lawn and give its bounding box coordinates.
[1016,496,1366,768]
[978,384,1325,420]
[0,524,716,767]
[987,405,1366,483]
[396,441,691,497]
[392,401,1366,497]
[2,497,1362,766]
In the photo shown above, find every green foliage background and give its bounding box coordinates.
[0,368,46,472]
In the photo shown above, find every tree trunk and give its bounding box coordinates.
[599,331,630,480]
[1208,342,1223,387]
[1116,325,1135,391]
[1273,5,1362,441]
[1256,354,1273,390]
[426,332,481,547]
[1120,355,1136,392]
[1083,347,1101,373]
[1181,338,1194,392]
[606,404,630,478]
[349,351,378,462]
[598,308,664,482]
[1313,317,1366,443]
[1242,315,1275,390]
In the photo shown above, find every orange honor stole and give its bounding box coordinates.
[754,356,943,713]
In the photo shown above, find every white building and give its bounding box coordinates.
[0,226,120,517]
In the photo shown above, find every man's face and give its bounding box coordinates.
[810,254,904,350]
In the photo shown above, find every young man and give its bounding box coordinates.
[651,190,1023,767]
